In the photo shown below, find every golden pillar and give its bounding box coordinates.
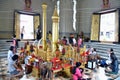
[91,14,99,41]
[42,3,47,50]
[52,6,59,52]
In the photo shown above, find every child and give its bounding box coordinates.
[72,62,83,80]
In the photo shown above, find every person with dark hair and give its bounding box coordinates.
[12,55,19,61]
[8,55,23,78]
[108,48,119,74]
[69,33,74,45]
[9,46,14,51]
[7,46,15,63]
[36,26,42,41]
[72,62,83,80]
[62,36,67,45]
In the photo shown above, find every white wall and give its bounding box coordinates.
[59,0,74,38]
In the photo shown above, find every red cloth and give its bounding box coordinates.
[52,64,70,71]
[86,50,90,55]
[39,46,42,48]
[51,57,60,63]
[31,54,35,58]
[51,57,63,70]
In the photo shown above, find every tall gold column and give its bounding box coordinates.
[91,14,99,41]
[52,6,59,52]
[42,3,47,50]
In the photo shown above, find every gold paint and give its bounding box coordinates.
[52,6,59,52]
[34,16,40,39]
[91,14,100,41]
[15,12,20,39]
[46,46,52,61]
[115,11,119,42]
[42,3,47,50]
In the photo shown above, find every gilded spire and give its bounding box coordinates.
[52,6,59,19]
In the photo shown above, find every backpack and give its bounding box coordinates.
[70,66,76,74]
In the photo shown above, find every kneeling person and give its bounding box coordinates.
[9,55,23,77]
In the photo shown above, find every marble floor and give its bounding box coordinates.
[0,57,120,80]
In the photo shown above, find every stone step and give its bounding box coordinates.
[85,42,120,62]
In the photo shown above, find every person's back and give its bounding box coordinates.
[111,52,117,63]
[72,67,82,80]
[7,46,14,61]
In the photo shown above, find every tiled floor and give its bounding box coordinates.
[0,57,120,80]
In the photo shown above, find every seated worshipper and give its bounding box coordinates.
[25,41,30,52]
[107,48,119,74]
[7,46,18,73]
[24,42,27,50]
[72,62,83,80]
[19,47,25,64]
[62,36,67,45]
[8,55,23,78]
[7,46,15,64]
[88,48,98,60]
[30,44,34,53]
[24,54,33,75]
[40,62,49,80]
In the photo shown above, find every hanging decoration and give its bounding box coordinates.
[24,0,32,11]
[102,0,110,9]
